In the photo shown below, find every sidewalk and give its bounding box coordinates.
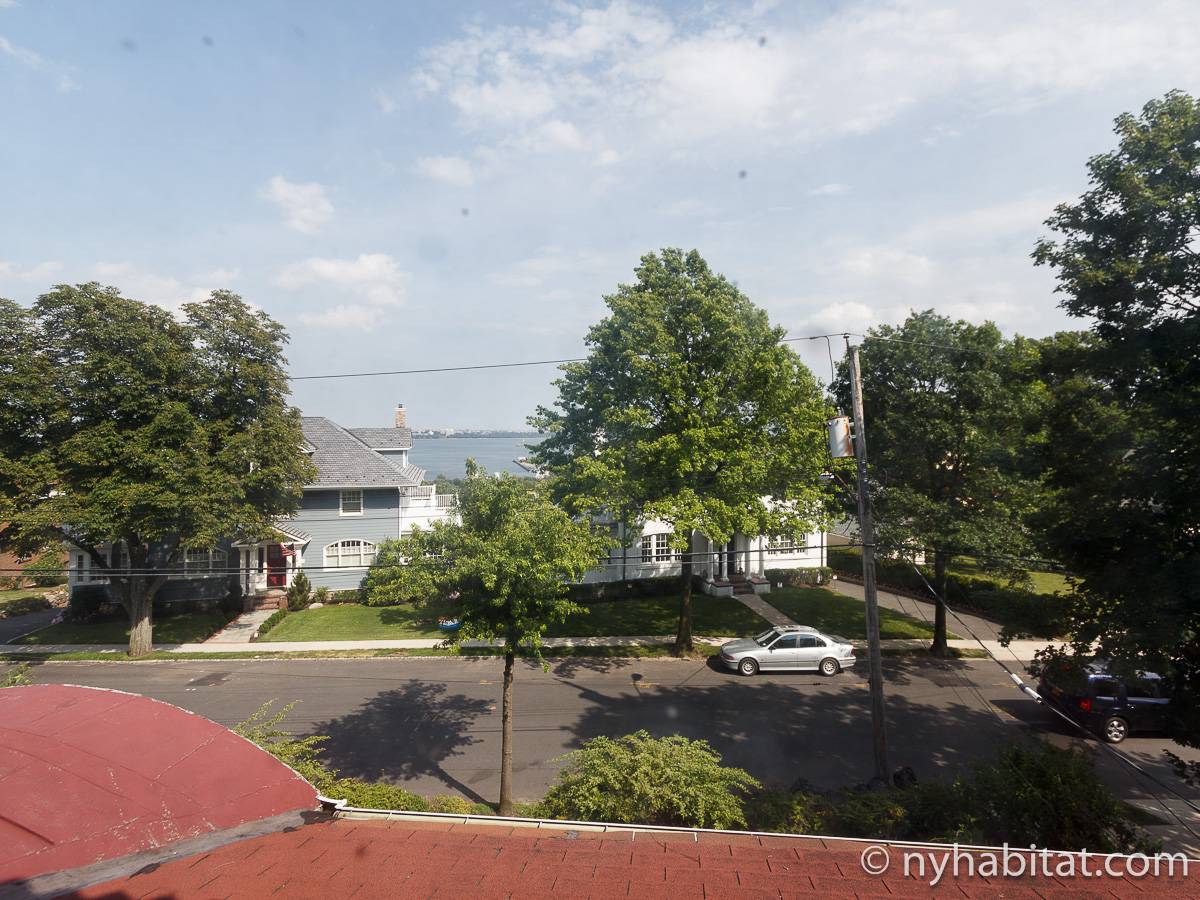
[828,576,1005,641]
[1,633,1059,661]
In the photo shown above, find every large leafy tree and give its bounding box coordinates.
[1032,91,1200,741]
[364,464,607,815]
[832,311,1044,654]
[529,249,830,654]
[0,284,315,657]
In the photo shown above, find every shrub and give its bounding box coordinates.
[67,584,109,620]
[312,586,329,605]
[286,571,312,611]
[539,731,760,829]
[827,547,1070,638]
[0,576,20,591]
[258,607,288,637]
[222,580,244,614]
[567,576,680,602]
[1,663,33,688]
[765,567,831,587]
[427,795,486,815]
[24,553,68,587]
[329,589,361,604]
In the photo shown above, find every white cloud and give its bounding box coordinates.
[414,155,475,186]
[488,247,611,289]
[809,183,848,196]
[204,267,241,282]
[411,0,1200,171]
[656,198,711,218]
[57,73,78,93]
[258,175,334,234]
[90,262,215,311]
[0,259,62,282]
[298,304,385,331]
[276,253,408,315]
[838,247,935,286]
[374,89,397,114]
[0,33,41,67]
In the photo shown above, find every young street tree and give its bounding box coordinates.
[1033,92,1200,741]
[364,464,607,815]
[530,249,830,654]
[832,311,1044,655]
[0,284,315,657]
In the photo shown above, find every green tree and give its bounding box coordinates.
[0,284,315,657]
[530,249,830,654]
[363,462,607,815]
[832,311,1044,654]
[1033,92,1200,741]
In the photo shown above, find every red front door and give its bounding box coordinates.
[267,544,286,588]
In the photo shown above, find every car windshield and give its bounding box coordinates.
[754,629,781,646]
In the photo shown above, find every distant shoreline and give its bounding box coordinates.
[413,433,539,439]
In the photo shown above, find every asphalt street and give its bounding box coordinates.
[11,653,1200,849]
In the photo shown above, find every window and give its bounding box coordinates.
[797,636,825,648]
[766,535,792,556]
[1127,679,1161,699]
[324,539,377,568]
[772,635,797,649]
[184,548,226,573]
[340,489,363,515]
[641,533,672,562]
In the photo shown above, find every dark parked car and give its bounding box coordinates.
[1037,661,1169,743]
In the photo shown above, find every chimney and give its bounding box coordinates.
[394,403,407,428]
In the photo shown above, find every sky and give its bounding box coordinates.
[2,1,1198,430]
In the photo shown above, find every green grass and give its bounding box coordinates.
[950,556,1072,595]
[761,586,946,640]
[264,594,770,642]
[0,590,53,619]
[14,608,235,645]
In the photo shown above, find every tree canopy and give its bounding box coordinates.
[1033,91,1200,741]
[832,311,1045,653]
[364,462,607,813]
[530,248,830,652]
[0,284,315,656]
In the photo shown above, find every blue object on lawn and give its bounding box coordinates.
[438,619,461,632]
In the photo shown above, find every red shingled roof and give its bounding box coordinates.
[67,816,1198,899]
[0,684,318,883]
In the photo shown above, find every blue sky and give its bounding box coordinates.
[2,1,1198,429]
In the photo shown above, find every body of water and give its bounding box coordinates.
[411,435,542,479]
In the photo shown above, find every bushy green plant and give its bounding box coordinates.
[764,567,831,587]
[24,553,67,587]
[540,731,760,829]
[257,607,288,636]
[427,795,487,815]
[286,571,312,611]
[1,663,33,688]
[312,586,329,605]
[0,595,52,619]
[66,584,109,620]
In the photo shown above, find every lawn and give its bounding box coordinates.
[14,608,235,645]
[0,587,56,619]
[951,556,1072,595]
[764,586,942,640]
[262,594,770,642]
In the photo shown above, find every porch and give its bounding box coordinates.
[234,529,309,607]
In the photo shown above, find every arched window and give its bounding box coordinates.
[323,539,377,568]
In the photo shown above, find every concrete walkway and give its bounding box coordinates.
[204,610,276,644]
[828,576,1005,641]
[0,633,1062,661]
[733,591,798,627]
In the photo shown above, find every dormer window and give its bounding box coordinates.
[340,489,363,515]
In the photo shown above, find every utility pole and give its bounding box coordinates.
[847,339,890,786]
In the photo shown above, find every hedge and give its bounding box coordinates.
[256,607,288,638]
[0,595,52,620]
[827,547,1070,638]
[764,567,832,587]
[567,576,681,602]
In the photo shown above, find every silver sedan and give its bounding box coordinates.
[719,626,856,677]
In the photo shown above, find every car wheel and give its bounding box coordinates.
[1102,716,1129,744]
[819,657,840,677]
[738,658,759,677]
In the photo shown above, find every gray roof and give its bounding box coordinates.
[349,427,413,450]
[301,417,426,488]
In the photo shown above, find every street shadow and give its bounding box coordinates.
[557,666,1040,791]
[549,653,638,679]
[313,679,492,803]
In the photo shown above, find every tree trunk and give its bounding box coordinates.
[498,650,515,816]
[930,551,950,657]
[674,533,694,655]
[127,577,155,658]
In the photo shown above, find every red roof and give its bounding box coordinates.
[0,684,318,882]
[67,816,1198,899]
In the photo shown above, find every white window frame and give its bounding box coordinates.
[183,548,226,574]
[323,539,377,568]
[766,535,792,556]
[340,489,364,516]
[641,533,673,563]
